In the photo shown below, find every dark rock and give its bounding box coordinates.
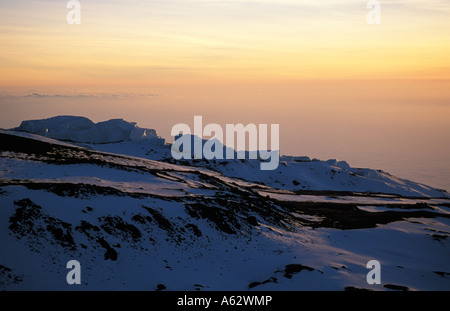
[248,277,277,289]
[246,216,258,226]
[0,265,23,288]
[100,216,142,242]
[9,198,76,250]
[433,271,450,278]
[142,206,173,232]
[185,203,236,234]
[283,264,315,279]
[97,238,118,261]
[344,286,372,291]
[383,284,409,291]
[185,224,202,237]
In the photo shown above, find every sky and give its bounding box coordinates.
[1,0,450,87]
[0,0,449,189]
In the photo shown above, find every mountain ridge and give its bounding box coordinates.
[1,119,450,291]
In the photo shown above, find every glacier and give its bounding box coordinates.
[14,116,165,144]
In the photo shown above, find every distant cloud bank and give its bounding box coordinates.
[0,92,161,99]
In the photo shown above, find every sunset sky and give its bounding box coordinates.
[1,0,450,87]
[1,0,449,189]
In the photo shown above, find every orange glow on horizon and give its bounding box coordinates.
[1,1,450,89]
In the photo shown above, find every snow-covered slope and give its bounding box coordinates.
[1,128,450,291]
[10,116,449,198]
[82,139,447,198]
